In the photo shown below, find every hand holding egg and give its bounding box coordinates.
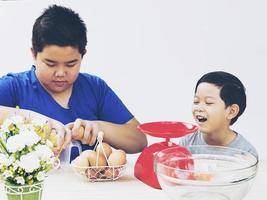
[72,126,85,140]
[65,119,100,146]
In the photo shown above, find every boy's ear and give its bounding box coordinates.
[81,49,87,58]
[227,104,240,120]
[31,48,37,59]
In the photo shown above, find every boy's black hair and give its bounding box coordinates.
[195,71,246,125]
[32,4,87,56]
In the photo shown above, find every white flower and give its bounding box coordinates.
[6,130,41,153]
[0,114,56,185]
[21,129,41,146]
[6,156,15,166]
[0,153,8,165]
[12,162,19,171]
[35,144,54,161]
[18,152,40,173]
[15,176,25,185]
[1,118,14,133]
[2,170,13,179]
[6,134,25,153]
[1,115,24,132]
[36,171,46,182]
[0,155,14,166]
[46,140,53,148]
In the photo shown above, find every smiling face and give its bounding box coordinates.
[33,45,82,95]
[192,82,233,135]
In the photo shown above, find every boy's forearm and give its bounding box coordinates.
[0,106,17,123]
[0,105,60,125]
[97,119,147,154]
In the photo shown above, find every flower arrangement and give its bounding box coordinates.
[0,114,57,186]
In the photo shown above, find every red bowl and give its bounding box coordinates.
[138,121,198,138]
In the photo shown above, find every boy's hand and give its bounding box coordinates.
[47,119,72,154]
[65,118,100,146]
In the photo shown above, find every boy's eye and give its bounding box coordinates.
[66,63,76,67]
[206,102,214,105]
[46,63,56,67]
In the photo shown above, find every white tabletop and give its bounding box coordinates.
[1,156,266,200]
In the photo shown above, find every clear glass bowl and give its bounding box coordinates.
[154,145,258,200]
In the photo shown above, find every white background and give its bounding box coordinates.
[0,0,266,159]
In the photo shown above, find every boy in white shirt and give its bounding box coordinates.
[179,71,258,157]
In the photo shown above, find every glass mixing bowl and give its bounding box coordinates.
[154,145,258,200]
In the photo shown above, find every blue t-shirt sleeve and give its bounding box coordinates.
[0,74,17,107]
[94,77,134,124]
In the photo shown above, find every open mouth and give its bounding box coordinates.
[196,115,207,123]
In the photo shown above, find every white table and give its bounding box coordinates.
[1,157,266,200]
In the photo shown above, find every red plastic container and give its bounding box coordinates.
[134,121,198,189]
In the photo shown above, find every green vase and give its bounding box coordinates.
[5,181,43,200]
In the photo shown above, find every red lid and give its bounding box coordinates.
[138,121,198,138]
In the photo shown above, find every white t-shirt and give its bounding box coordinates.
[178,131,258,158]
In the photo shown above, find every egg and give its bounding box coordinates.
[72,155,89,173]
[104,168,114,178]
[104,167,120,178]
[80,150,94,158]
[73,126,84,140]
[72,155,89,167]
[96,154,108,167]
[96,142,112,158]
[87,151,107,167]
[86,168,98,179]
[108,150,126,166]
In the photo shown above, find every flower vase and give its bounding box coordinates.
[4,181,44,200]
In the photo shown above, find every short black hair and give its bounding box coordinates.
[195,71,246,125]
[32,4,87,56]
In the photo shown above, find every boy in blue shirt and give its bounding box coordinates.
[178,71,258,157]
[0,5,147,158]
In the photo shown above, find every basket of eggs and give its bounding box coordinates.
[71,131,127,181]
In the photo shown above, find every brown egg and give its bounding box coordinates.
[87,151,107,167]
[104,168,114,178]
[96,154,108,167]
[86,168,98,179]
[96,142,112,158]
[108,150,126,166]
[104,167,121,178]
[87,151,97,166]
[73,126,84,140]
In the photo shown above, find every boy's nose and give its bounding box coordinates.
[195,106,204,112]
[55,68,66,77]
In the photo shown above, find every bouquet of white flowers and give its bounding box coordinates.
[0,114,57,200]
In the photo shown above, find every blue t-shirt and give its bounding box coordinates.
[0,66,134,158]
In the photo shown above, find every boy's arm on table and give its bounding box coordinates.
[0,105,71,150]
[66,117,147,154]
